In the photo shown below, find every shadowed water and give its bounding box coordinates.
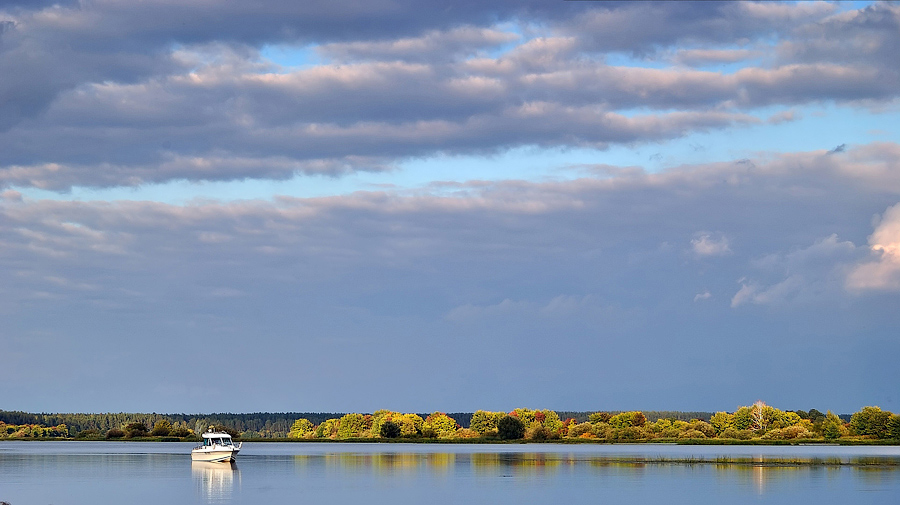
[1,442,899,504]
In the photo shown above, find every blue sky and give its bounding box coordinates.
[1,1,899,415]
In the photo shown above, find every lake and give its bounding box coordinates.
[1,442,899,504]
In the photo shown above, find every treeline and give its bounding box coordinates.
[0,409,712,438]
[287,403,897,442]
[0,404,893,442]
[0,411,344,439]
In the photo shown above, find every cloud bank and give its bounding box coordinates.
[1,2,899,189]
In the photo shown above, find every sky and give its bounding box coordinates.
[1,0,899,415]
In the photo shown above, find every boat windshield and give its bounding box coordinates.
[202,434,234,446]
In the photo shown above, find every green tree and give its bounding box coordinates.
[396,414,424,437]
[337,413,368,439]
[497,415,525,440]
[588,412,611,424]
[850,406,893,438]
[470,410,501,435]
[380,421,401,438]
[609,411,645,429]
[151,419,172,436]
[823,411,845,440]
[733,407,753,430]
[288,418,314,438]
[709,412,734,435]
[539,410,563,434]
[315,418,339,438]
[889,415,900,440]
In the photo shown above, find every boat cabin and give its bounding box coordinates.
[201,431,235,447]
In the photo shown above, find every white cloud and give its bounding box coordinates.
[691,232,731,257]
[694,290,711,302]
[847,202,900,291]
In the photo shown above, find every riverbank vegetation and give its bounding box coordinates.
[1,403,898,444]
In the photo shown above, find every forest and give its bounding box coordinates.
[0,403,896,443]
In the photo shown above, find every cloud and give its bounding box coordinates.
[731,234,862,307]
[847,202,900,291]
[1,3,899,189]
[0,143,898,411]
[672,48,762,67]
[691,232,731,257]
[318,26,520,62]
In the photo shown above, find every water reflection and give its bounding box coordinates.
[192,461,240,503]
[290,451,900,474]
[2,443,900,505]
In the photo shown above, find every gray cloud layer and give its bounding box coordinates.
[1,2,899,189]
[2,143,899,412]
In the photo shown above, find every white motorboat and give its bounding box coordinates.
[191,429,242,462]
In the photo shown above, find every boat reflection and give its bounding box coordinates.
[192,460,240,503]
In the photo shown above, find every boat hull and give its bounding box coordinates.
[191,447,240,462]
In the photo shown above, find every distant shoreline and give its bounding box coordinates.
[2,437,898,446]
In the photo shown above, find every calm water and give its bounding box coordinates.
[1,442,899,504]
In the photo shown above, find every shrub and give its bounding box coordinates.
[380,421,401,439]
[679,429,707,439]
[568,422,593,438]
[761,429,784,440]
[106,428,125,439]
[525,424,551,440]
[615,426,647,440]
[124,422,148,438]
[497,415,525,440]
[781,425,813,439]
[170,426,192,438]
[454,428,480,439]
[690,421,716,438]
[719,428,752,440]
[591,423,613,440]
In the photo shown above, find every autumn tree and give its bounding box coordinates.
[750,401,768,432]
[151,419,172,436]
[315,418,339,438]
[424,412,459,438]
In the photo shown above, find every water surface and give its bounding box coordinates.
[1,442,898,504]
